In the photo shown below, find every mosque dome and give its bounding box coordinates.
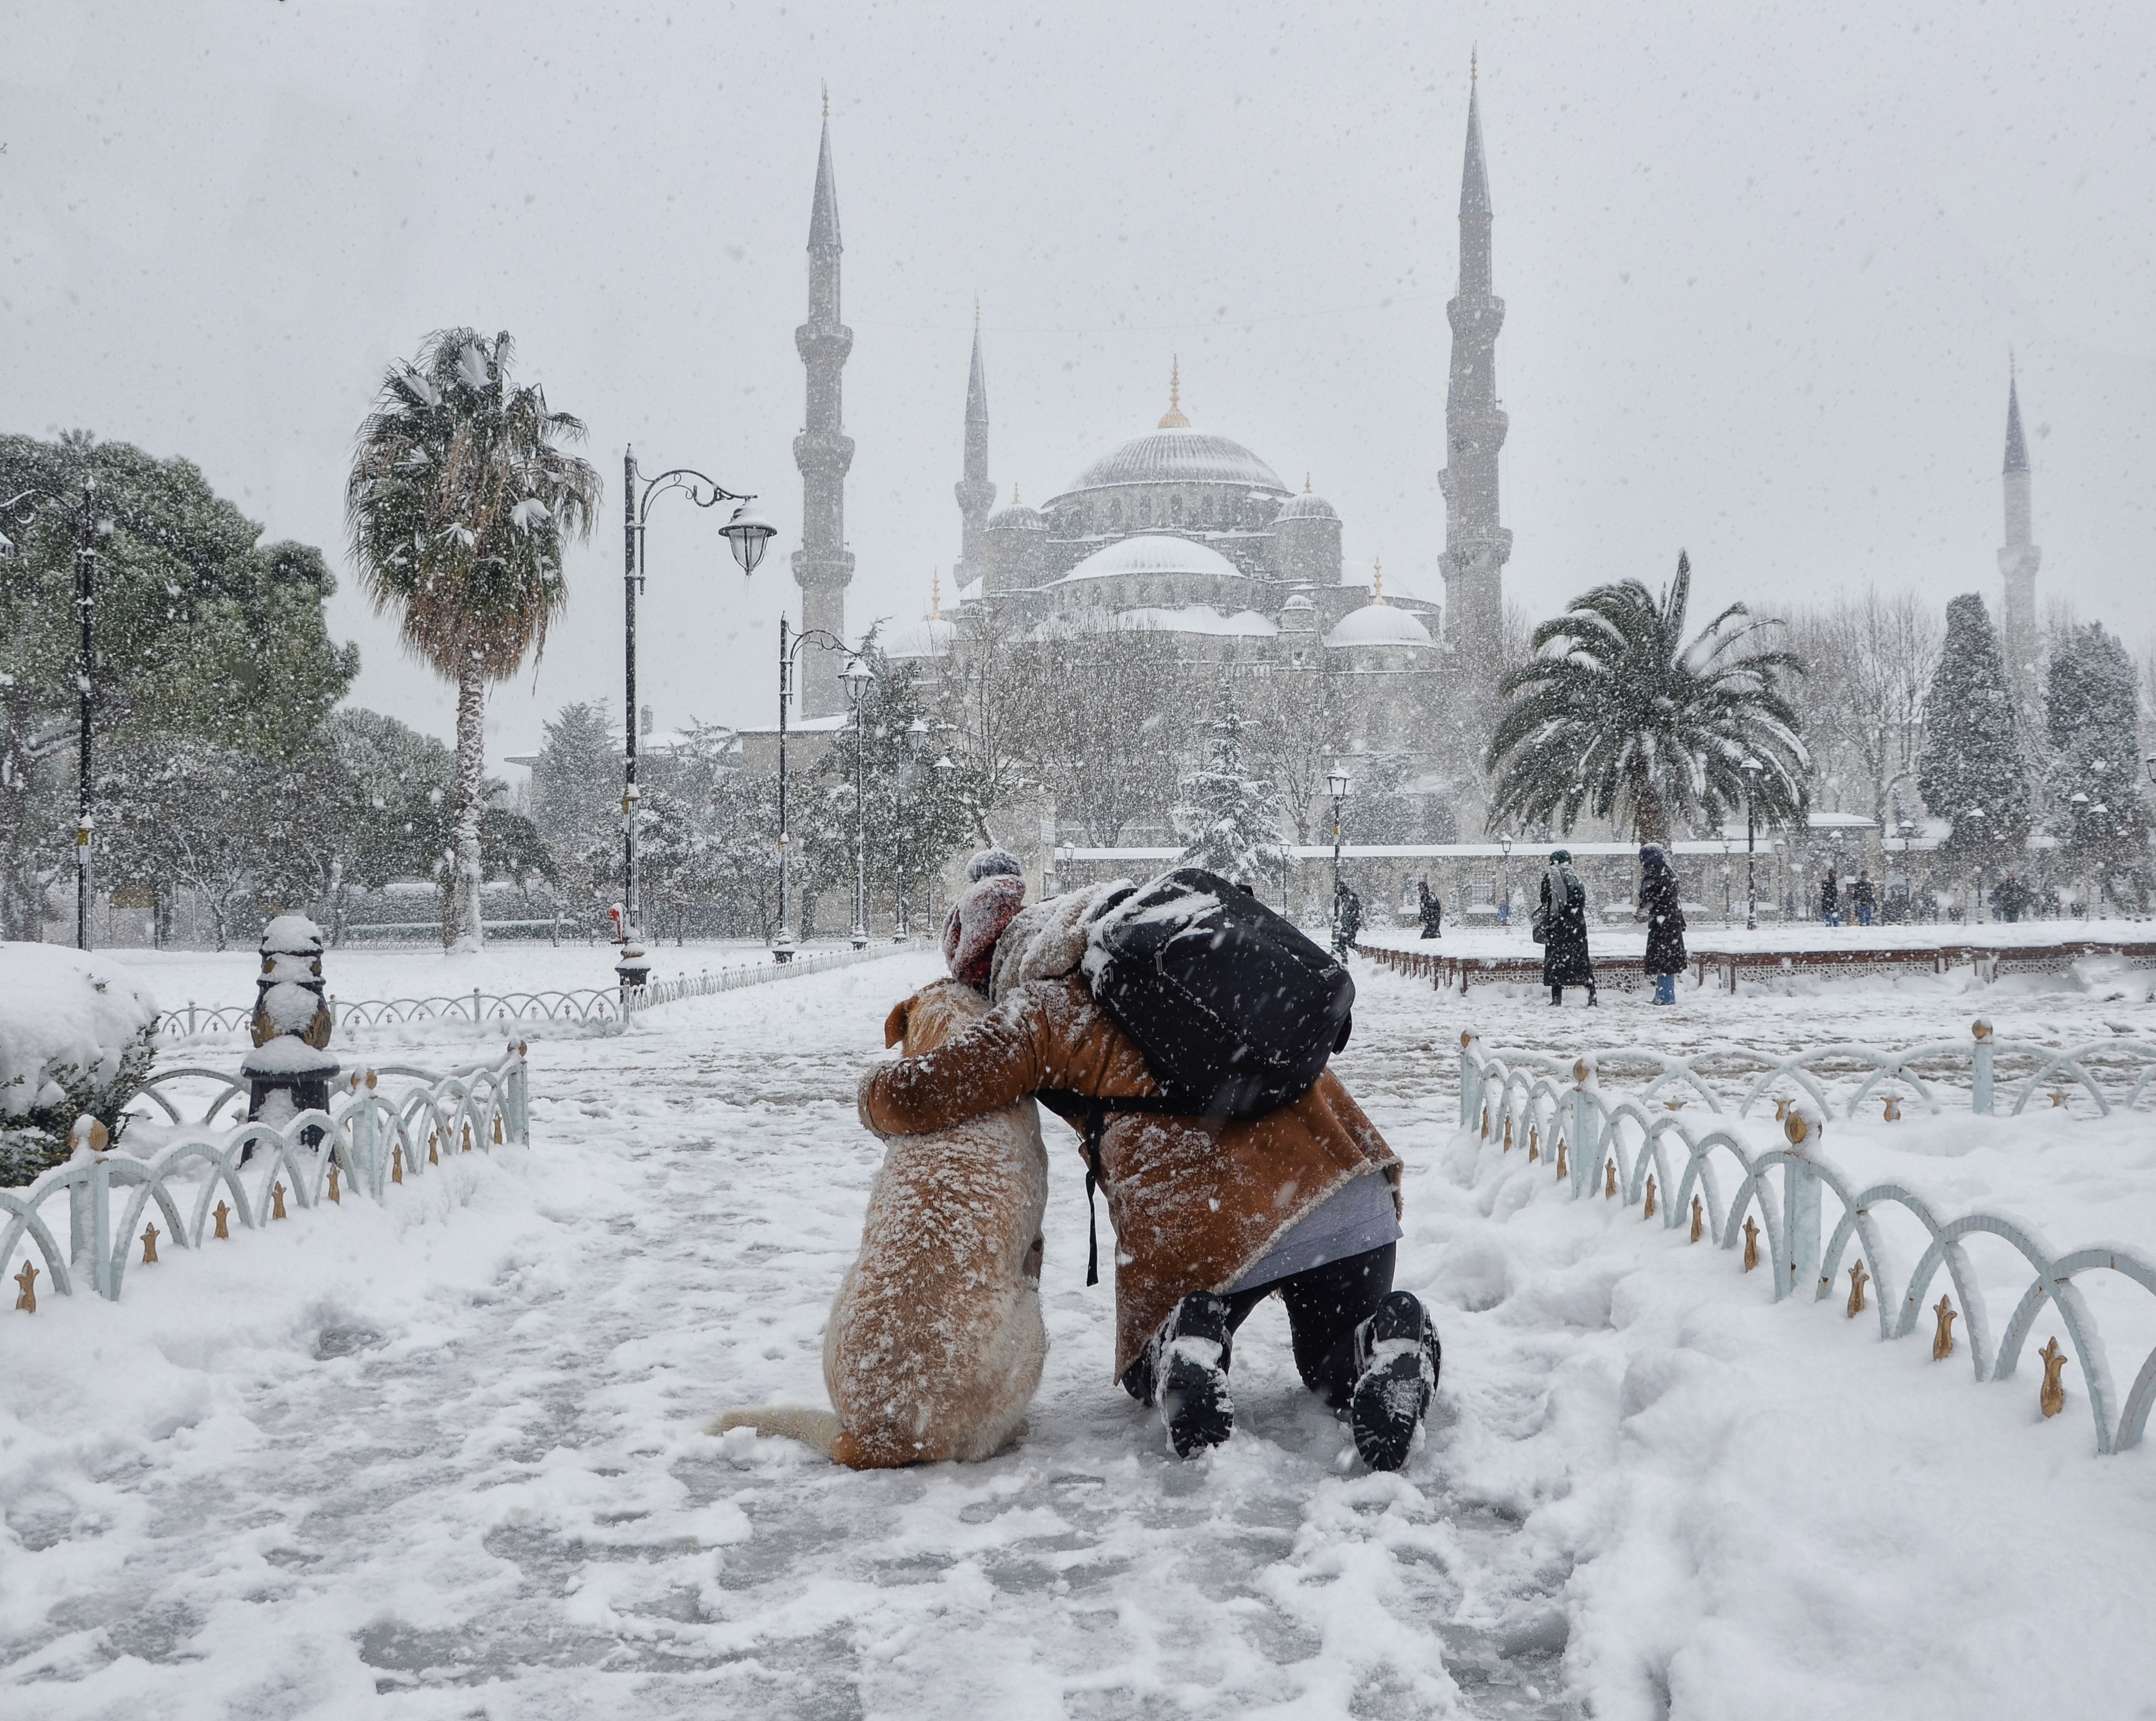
[1325,602,1433,650]
[882,614,958,661]
[987,491,1046,532]
[1056,534,1245,584]
[1274,488,1339,523]
[1066,430,1287,496]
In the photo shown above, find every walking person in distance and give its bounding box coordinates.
[1639,843,1686,1006]
[1534,848,1596,1007]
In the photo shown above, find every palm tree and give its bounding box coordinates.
[346,328,601,950]
[1484,552,1806,844]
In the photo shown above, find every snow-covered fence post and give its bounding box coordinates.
[348,1074,381,1198]
[1570,1060,1598,1197]
[1459,1032,1481,1129]
[1972,1020,1995,1116]
[1780,1103,1825,1303]
[242,916,340,1149]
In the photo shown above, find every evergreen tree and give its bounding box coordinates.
[1917,594,2031,866]
[1340,752,1422,845]
[0,431,358,938]
[2045,622,2150,909]
[1175,693,1288,884]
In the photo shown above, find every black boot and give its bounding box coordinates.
[1549,986,1563,1007]
[1152,1291,1235,1457]
[1348,1291,1441,1472]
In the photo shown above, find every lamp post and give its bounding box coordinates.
[1498,833,1514,929]
[1056,839,1076,898]
[772,617,850,960]
[893,717,930,938]
[618,448,773,983]
[1718,831,1733,925]
[928,754,958,933]
[1,478,98,949]
[1741,756,1762,931]
[1327,767,1351,956]
[842,656,875,948]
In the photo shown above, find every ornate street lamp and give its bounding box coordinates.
[1327,767,1351,957]
[1,479,99,949]
[618,450,773,985]
[771,618,850,960]
[842,656,875,948]
[1741,756,1763,931]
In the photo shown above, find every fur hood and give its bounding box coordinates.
[987,879,1133,1004]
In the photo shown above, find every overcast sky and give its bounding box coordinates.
[4,1,2150,771]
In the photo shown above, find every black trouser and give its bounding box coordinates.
[1123,1243,1396,1411]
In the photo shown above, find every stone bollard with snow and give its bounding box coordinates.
[241,914,340,1154]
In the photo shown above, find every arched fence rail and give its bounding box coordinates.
[1358,935,2156,998]
[1458,1032,2156,1456]
[3,1050,528,1308]
[151,939,919,1041]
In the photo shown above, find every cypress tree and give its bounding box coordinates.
[2045,622,2151,908]
[1916,594,2030,867]
[1175,693,1288,885]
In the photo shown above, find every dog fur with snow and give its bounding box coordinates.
[715,976,1050,1466]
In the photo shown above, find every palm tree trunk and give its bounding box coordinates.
[447,661,487,952]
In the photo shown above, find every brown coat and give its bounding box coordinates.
[858,974,1401,1379]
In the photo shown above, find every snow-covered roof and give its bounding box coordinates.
[1060,429,1288,497]
[1325,603,1433,649]
[882,615,959,660]
[1056,534,1245,584]
[1115,606,1278,638]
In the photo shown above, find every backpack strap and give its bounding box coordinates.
[1042,1091,1179,1288]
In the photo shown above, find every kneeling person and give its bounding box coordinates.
[856,877,1440,1471]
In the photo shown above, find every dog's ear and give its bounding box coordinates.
[883,997,911,1049]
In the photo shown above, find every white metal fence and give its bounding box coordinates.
[3,1050,528,1308]
[151,939,920,1040]
[1459,1031,2156,1456]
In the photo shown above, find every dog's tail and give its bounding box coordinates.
[710,1405,841,1456]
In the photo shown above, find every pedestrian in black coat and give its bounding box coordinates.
[1333,878,1363,956]
[1416,879,1442,940]
[1535,849,1596,1005]
[1639,843,1686,1005]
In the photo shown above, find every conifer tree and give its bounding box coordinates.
[2045,622,2150,909]
[1916,594,2030,867]
[1175,693,1288,885]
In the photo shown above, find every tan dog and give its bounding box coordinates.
[716,978,1048,1466]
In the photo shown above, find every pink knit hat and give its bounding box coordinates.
[944,872,1027,991]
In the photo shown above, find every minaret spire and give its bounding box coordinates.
[1998,361,2041,716]
[794,98,855,717]
[1158,356,1190,429]
[954,305,994,587]
[1438,55,1512,662]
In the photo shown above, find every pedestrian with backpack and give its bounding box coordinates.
[1534,848,1596,1007]
[856,868,1440,1471]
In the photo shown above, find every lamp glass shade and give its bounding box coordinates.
[721,504,777,574]
[1327,770,1351,799]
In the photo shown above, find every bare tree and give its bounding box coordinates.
[1779,589,1940,827]
[1022,617,1190,846]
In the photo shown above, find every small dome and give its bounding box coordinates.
[882,615,958,661]
[1274,490,1339,524]
[1281,592,1315,611]
[987,501,1045,533]
[1325,603,1433,650]
[1056,534,1245,584]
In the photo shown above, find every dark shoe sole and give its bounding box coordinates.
[1350,1349,1429,1471]
[1160,1338,1233,1456]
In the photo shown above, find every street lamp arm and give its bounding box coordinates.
[634,465,755,525]
[786,626,850,663]
[1,487,60,525]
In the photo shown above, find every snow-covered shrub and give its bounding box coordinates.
[0,943,160,1186]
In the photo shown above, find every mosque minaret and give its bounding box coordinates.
[791,94,855,718]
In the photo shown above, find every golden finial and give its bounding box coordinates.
[821,82,829,122]
[2039,1337,2067,1417]
[1690,1194,1704,1243]
[2009,348,2016,380]
[1158,357,1190,429]
[327,1163,341,1205]
[213,1200,232,1240]
[1304,473,1312,494]
[1554,1138,1568,1178]
[1742,1215,1760,1272]
[1372,555,1385,605]
[1603,1157,1616,1199]
[930,568,942,620]
[1846,1258,1869,1317]
[1932,1294,1958,1360]
[1012,482,1021,506]
[14,1259,38,1313]
[974,294,980,328]
[271,1181,287,1221]
[1643,1176,1657,1220]
[1471,45,1478,86]
[141,1223,159,1265]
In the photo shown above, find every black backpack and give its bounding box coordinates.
[1060,867,1355,1282]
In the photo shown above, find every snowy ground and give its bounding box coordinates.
[1362,916,2156,961]
[6,944,2156,1718]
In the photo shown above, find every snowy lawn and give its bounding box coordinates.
[5,947,2156,1718]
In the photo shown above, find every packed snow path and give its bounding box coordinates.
[7,949,2156,1717]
